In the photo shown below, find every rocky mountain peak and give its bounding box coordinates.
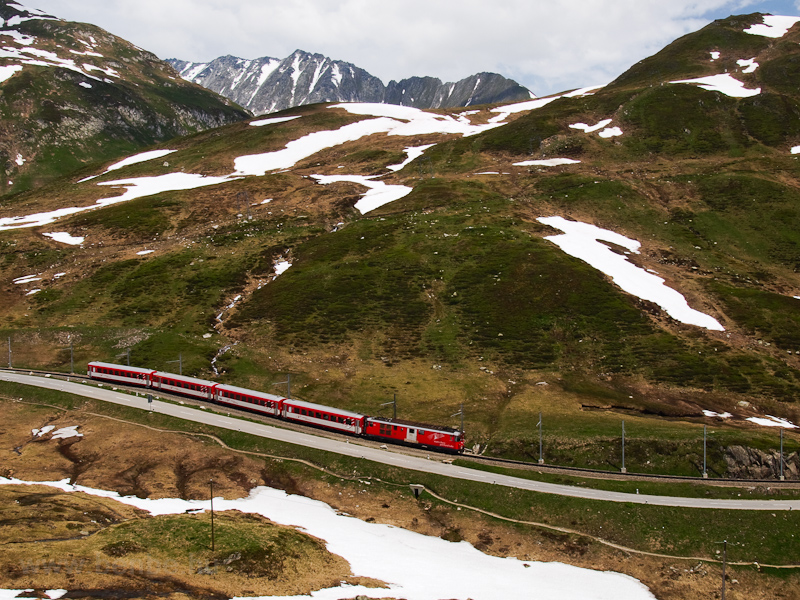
[167,51,533,115]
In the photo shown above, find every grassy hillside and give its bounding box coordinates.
[2,12,800,475]
[0,0,249,196]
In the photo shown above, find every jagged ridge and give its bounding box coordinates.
[167,50,533,115]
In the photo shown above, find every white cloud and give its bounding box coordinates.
[24,1,796,96]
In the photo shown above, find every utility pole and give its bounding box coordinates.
[538,412,544,464]
[273,374,291,399]
[451,404,464,436]
[7,336,11,369]
[380,394,397,420]
[621,420,626,474]
[166,353,183,375]
[780,428,785,481]
[209,478,215,552]
[59,338,74,373]
[721,540,727,600]
[116,349,131,367]
[703,425,708,478]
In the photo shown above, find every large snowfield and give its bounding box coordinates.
[0,477,656,600]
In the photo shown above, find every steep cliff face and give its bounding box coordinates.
[0,0,249,194]
[168,50,533,115]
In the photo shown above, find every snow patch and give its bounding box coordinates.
[311,174,412,214]
[42,232,84,245]
[598,126,623,138]
[703,410,732,419]
[31,425,82,439]
[514,158,581,167]
[744,15,800,38]
[387,144,436,171]
[78,81,92,88]
[250,115,301,127]
[710,51,720,60]
[136,250,154,255]
[792,147,800,155]
[104,149,177,173]
[274,259,292,276]
[537,216,725,331]
[569,119,612,133]
[0,64,22,83]
[13,275,40,284]
[670,73,760,97]
[737,58,758,73]
[746,415,798,429]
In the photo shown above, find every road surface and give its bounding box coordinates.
[3,370,799,511]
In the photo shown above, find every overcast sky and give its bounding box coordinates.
[26,0,800,96]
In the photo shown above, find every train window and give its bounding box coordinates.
[409,428,415,433]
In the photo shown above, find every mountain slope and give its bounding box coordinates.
[3,12,800,474]
[167,50,533,114]
[0,0,249,196]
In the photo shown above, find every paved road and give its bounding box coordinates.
[4,371,800,511]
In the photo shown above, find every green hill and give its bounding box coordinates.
[0,0,249,196]
[2,11,800,473]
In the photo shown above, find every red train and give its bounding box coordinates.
[87,361,464,452]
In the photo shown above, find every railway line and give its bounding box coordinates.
[0,368,800,502]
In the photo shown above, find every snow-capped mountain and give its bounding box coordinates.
[168,50,533,115]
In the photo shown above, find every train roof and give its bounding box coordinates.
[88,362,155,374]
[283,398,365,419]
[216,383,284,401]
[366,415,461,435]
[153,371,216,387]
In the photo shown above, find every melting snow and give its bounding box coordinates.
[250,115,302,127]
[670,73,760,98]
[0,64,22,82]
[746,415,798,429]
[274,259,292,276]
[104,149,177,173]
[737,58,758,73]
[311,174,413,214]
[710,51,720,60]
[137,250,154,255]
[598,126,623,138]
[0,478,656,600]
[537,216,725,331]
[703,410,732,418]
[42,232,84,245]
[792,147,800,155]
[78,81,92,88]
[13,274,40,284]
[25,289,40,296]
[514,158,581,167]
[387,144,436,171]
[744,15,800,38]
[569,119,612,133]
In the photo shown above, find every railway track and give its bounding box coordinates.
[3,366,799,489]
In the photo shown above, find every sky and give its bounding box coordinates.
[24,0,800,96]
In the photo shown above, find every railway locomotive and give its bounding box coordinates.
[87,361,465,452]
